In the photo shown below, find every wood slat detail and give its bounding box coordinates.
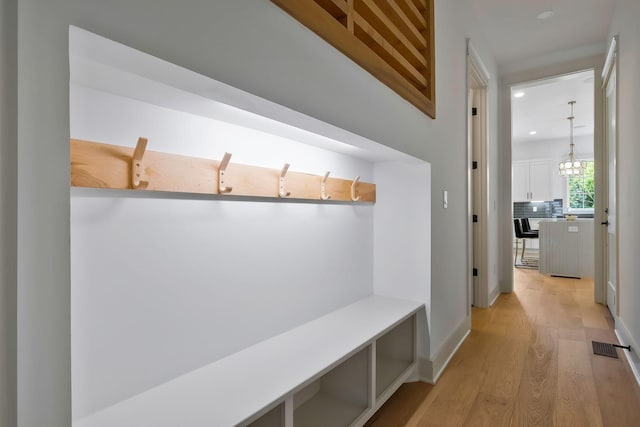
[381,0,426,49]
[353,13,427,88]
[356,0,426,68]
[423,0,435,106]
[271,0,435,118]
[410,0,426,10]
[315,0,347,13]
[346,0,355,33]
[397,0,426,28]
[70,139,375,203]
[313,0,348,26]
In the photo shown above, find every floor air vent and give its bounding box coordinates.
[592,341,619,358]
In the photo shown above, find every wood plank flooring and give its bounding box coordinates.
[365,269,640,426]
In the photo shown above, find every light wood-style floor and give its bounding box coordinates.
[365,268,640,426]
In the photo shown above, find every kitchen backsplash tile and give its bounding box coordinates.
[513,199,563,219]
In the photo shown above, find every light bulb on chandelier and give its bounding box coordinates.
[559,101,586,176]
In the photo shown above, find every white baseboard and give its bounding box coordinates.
[489,288,501,306]
[418,318,470,384]
[614,318,640,387]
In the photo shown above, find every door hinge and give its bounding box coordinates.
[472,107,477,116]
[473,268,478,277]
[473,214,478,223]
[472,161,478,169]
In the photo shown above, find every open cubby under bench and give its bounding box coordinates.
[74,296,423,427]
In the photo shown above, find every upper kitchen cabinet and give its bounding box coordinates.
[512,159,554,202]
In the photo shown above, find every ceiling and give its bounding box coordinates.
[466,0,614,67]
[511,70,594,144]
[464,0,612,145]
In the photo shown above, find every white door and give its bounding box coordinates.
[604,63,617,317]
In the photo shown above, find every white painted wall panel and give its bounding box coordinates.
[70,86,375,418]
[373,161,431,357]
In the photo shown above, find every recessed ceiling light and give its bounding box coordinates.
[514,91,525,98]
[537,10,555,20]
[529,131,537,135]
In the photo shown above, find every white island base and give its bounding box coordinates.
[539,219,594,279]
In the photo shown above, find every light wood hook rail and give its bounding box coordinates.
[70,138,376,203]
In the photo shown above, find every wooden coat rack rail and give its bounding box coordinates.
[70,138,376,203]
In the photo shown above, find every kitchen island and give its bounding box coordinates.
[539,219,594,278]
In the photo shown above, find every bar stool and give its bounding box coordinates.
[521,218,539,237]
[514,218,539,268]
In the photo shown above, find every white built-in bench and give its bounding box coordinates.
[74,295,424,427]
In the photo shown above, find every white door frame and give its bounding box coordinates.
[500,56,604,299]
[602,35,619,318]
[466,40,490,308]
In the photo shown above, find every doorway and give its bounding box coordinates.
[510,70,596,290]
[467,41,489,308]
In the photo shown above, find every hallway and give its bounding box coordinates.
[366,269,640,426]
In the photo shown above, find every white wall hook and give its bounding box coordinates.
[279,163,291,198]
[218,152,233,194]
[132,137,148,189]
[351,176,361,201]
[321,171,332,200]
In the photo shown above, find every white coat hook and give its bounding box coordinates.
[132,137,149,189]
[218,152,233,194]
[351,176,361,201]
[279,163,291,198]
[321,171,332,200]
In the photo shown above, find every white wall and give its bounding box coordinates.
[486,59,501,305]
[373,161,431,359]
[512,135,593,162]
[0,0,17,426]
[15,1,499,425]
[427,0,499,367]
[608,0,640,380]
[70,85,377,418]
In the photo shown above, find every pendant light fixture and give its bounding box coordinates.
[558,100,586,176]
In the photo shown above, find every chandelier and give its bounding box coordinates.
[559,100,586,176]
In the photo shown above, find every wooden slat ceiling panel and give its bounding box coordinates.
[356,0,426,67]
[272,0,435,118]
[353,14,427,88]
[313,0,348,23]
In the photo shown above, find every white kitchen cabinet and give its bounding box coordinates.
[512,159,554,202]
